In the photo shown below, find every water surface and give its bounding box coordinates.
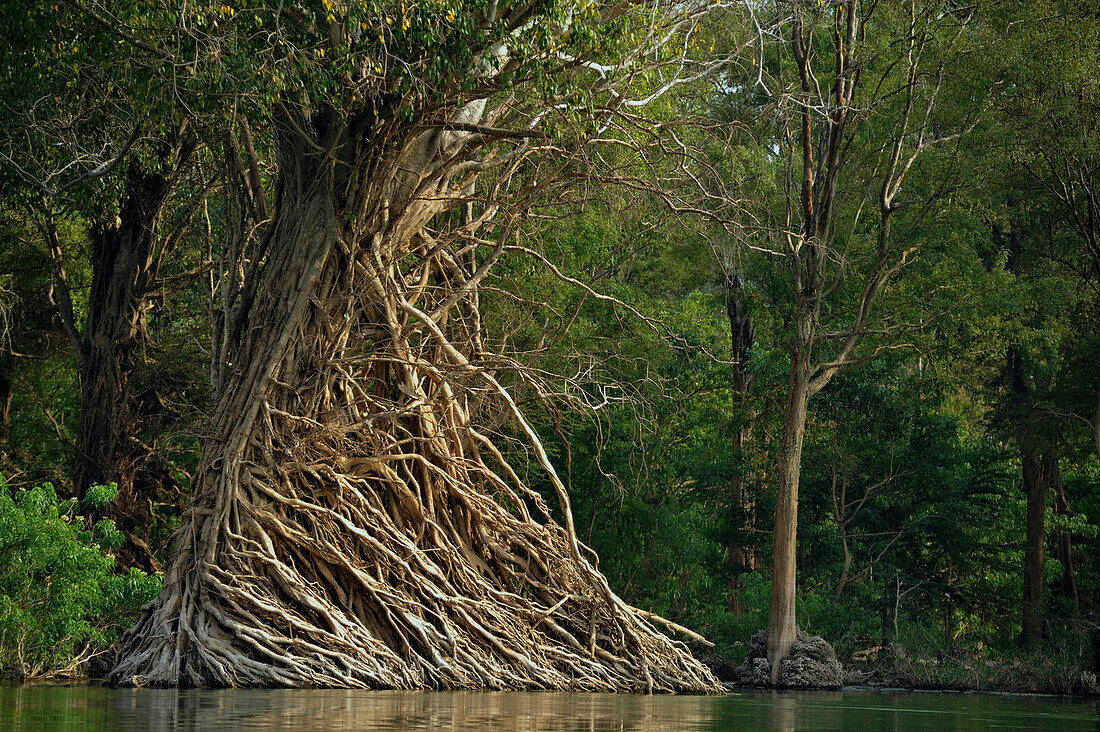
[0,685,1096,731]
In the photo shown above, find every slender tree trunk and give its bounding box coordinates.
[1050,458,1078,610]
[1094,386,1100,462]
[0,366,11,442]
[880,572,892,645]
[766,334,813,684]
[944,595,954,646]
[1007,337,1049,649]
[1020,449,1048,648]
[726,273,754,615]
[831,467,853,601]
[834,538,853,601]
[727,425,751,615]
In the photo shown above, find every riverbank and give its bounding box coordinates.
[715,643,1100,697]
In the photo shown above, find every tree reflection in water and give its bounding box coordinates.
[1,685,1097,731]
[112,690,714,731]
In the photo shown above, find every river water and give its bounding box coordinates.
[0,685,1096,731]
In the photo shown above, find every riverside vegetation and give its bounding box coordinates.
[0,0,1097,694]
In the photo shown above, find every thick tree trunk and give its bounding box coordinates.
[1020,449,1048,648]
[108,106,718,691]
[74,166,176,574]
[766,339,812,685]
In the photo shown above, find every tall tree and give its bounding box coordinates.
[986,0,1100,641]
[724,268,755,614]
[0,2,203,569]
[89,0,726,689]
[684,0,980,681]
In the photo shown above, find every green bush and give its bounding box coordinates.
[0,480,161,677]
[881,624,1098,694]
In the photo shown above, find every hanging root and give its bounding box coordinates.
[108,197,720,692]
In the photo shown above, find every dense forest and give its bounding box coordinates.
[0,0,1097,693]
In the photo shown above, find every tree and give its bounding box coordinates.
[0,2,204,570]
[685,0,980,681]
[985,0,1100,642]
[82,0,727,689]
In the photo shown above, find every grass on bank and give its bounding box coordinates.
[693,572,1098,696]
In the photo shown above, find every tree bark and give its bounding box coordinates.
[1050,458,1078,610]
[1020,448,1048,648]
[725,272,754,615]
[766,337,812,684]
[1094,386,1100,462]
[0,365,11,442]
[763,1,851,683]
[108,104,718,691]
[73,163,181,574]
[880,572,893,645]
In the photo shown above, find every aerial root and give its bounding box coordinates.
[108,224,720,692]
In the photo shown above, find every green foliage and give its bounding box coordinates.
[882,624,1098,695]
[0,481,161,677]
[0,0,1097,691]
[82,482,119,508]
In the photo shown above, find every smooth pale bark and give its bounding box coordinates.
[766,339,813,684]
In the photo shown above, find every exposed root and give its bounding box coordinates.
[108,110,720,693]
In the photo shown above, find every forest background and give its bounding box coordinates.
[0,0,1097,693]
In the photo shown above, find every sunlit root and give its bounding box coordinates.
[108,218,720,692]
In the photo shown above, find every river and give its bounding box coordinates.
[0,685,1096,730]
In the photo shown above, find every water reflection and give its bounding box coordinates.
[109,689,718,731]
[767,693,797,732]
[0,685,1097,731]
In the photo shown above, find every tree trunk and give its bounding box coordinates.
[108,105,718,691]
[726,273,754,615]
[1020,449,1048,648]
[880,572,893,645]
[73,165,178,574]
[1007,338,1049,649]
[766,336,813,684]
[0,365,11,442]
[1094,386,1100,462]
[761,2,845,683]
[727,427,752,615]
[944,595,955,646]
[1050,458,1078,610]
[834,538,853,601]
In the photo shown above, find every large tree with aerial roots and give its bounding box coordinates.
[77,0,733,690]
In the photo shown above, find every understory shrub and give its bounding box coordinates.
[0,480,161,677]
